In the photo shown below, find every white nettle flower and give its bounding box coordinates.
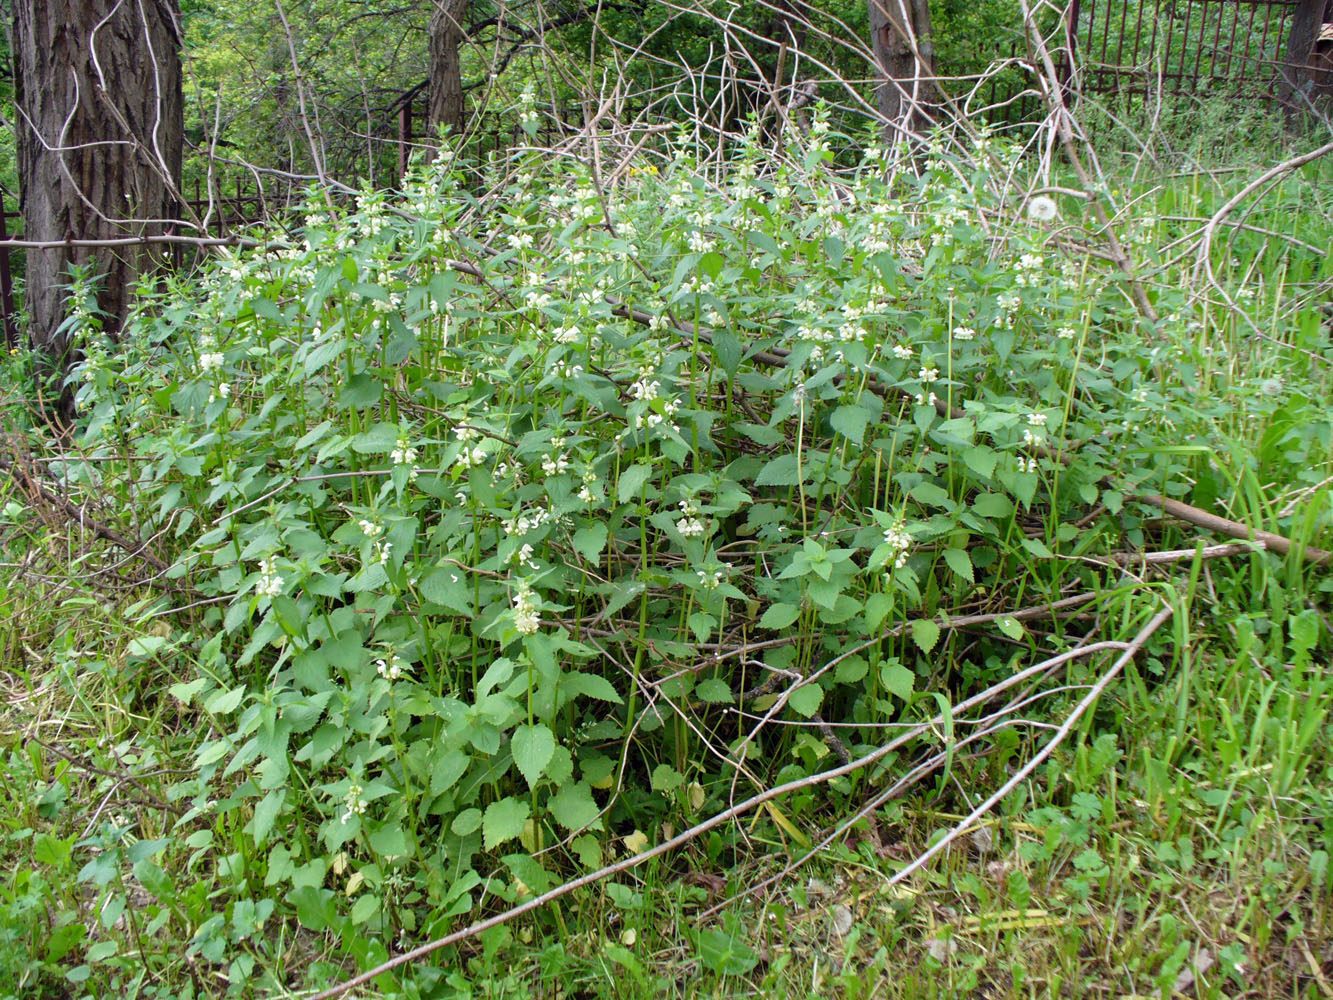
[629,378,660,402]
[341,783,368,823]
[358,518,383,539]
[541,452,570,476]
[696,567,726,590]
[255,555,284,597]
[883,520,912,570]
[952,326,976,341]
[199,351,224,373]
[390,438,418,466]
[512,582,541,635]
[892,344,915,360]
[677,517,706,539]
[376,653,407,681]
[918,367,940,384]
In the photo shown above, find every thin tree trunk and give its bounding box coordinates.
[429,0,469,139]
[1278,0,1331,113]
[12,0,183,417]
[867,0,935,138]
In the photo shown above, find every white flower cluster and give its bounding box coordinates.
[1023,412,1048,448]
[341,782,368,824]
[541,451,570,476]
[551,360,583,379]
[577,469,601,504]
[504,506,554,537]
[952,325,976,342]
[629,376,681,432]
[1015,253,1045,288]
[893,344,915,360]
[391,436,420,481]
[696,566,727,590]
[676,498,706,539]
[629,378,660,402]
[512,582,541,635]
[199,351,224,373]
[453,427,487,469]
[358,518,383,539]
[376,653,407,681]
[883,520,912,570]
[518,86,539,130]
[255,555,284,597]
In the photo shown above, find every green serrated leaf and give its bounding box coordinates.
[617,464,653,504]
[511,724,556,789]
[482,798,530,850]
[451,808,483,836]
[911,619,941,654]
[204,685,246,715]
[830,405,869,444]
[881,661,915,700]
[695,678,734,703]
[573,522,608,562]
[758,602,801,629]
[788,682,823,718]
[549,781,601,831]
[651,764,684,792]
[943,547,974,583]
[755,454,802,486]
[972,493,1014,519]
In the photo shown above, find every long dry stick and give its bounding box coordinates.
[874,603,1173,886]
[306,621,1153,1000]
[1138,494,1331,565]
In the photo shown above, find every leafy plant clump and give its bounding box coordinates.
[10,118,1328,991]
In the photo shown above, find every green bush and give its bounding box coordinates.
[6,116,1326,992]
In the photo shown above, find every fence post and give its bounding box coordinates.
[1060,0,1082,95]
[399,98,413,178]
[0,190,18,350]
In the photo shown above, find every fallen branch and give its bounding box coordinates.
[1109,541,1261,565]
[1137,494,1331,565]
[0,452,171,574]
[870,603,1174,888]
[306,628,1143,999]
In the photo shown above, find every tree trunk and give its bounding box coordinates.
[867,0,935,138]
[1278,0,1333,113]
[12,0,183,415]
[429,0,469,139]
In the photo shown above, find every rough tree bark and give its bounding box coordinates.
[429,0,470,138]
[867,0,935,138]
[1278,0,1333,112]
[12,0,184,414]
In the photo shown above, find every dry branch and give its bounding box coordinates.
[1137,494,1331,565]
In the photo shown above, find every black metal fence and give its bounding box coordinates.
[1068,0,1307,96]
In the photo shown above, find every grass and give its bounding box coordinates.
[0,119,1329,999]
